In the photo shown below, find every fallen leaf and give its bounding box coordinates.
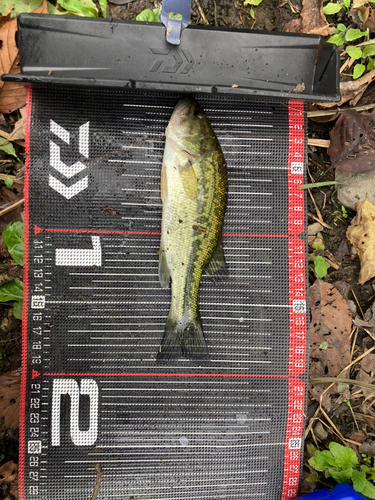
[328,109,375,173]
[0,461,17,482]
[346,196,375,284]
[32,0,49,13]
[301,0,329,35]
[353,0,368,8]
[0,15,18,96]
[0,0,49,113]
[356,354,375,401]
[0,55,27,114]
[0,461,18,497]
[283,18,302,32]
[309,280,352,411]
[0,367,21,428]
[8,113,25,142]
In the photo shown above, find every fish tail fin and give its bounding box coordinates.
[157,314,208,363]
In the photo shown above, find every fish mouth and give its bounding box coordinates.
[169,97,197,126]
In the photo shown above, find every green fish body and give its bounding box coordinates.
[157,97,227,362]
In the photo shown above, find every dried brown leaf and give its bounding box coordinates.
[0,15,17,96]
[0,461,17,483]
[33,0,49,13]
[0,368,20,429]
[309,280,352,411]
[347,196,375,285]
[0,55,27,114]
[0,461,18,498]
[356,353,375,400]
[328,109,375,173]
[301,0,329,35]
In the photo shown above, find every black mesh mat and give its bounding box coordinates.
[21,86,308,500]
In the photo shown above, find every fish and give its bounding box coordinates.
[157,96,227,362]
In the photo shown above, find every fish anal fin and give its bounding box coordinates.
[158,245,171,289]
[178,159,198,200]
[205,235,227,280]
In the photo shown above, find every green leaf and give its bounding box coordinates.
[2,222,24,266]
[3,176,13,187]
[361,464,370,472]
[337,23,346,31]
[347,45,363,59]
[12,301,22,320]
[47,2,63,13]
[0,279,23,303]
[309,450,335,471]
[343,0,351,7]
[306,474,320,482]
[314,256,330,279]
[346,28,367,42]
[363,44,375,58]
[245,0,263,5]
[367,58,375,71]
[0,0,43,17]
[328,466,353,483]
[327,33,345,46]
[319,341,329,350]
[306,443,317,456]
[353,63,366,79]
[168,12,183,19]
[56,0,98,16]
[98,0,106,17]
[361,481,375,499]
[320,450,337,466]
[136,8,161,22]
[0,141,21,162]
[323,2,342,14]
[352,469,367,493]
[329,442,358,469]
[249,7,255,17]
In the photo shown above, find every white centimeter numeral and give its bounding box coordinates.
[51,379,99,446]
[55,236,102,267]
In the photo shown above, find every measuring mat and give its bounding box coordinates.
[20,86,308,500]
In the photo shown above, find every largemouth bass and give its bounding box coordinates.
[157,97,227,362]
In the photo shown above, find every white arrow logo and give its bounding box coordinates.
[49,120,90,199]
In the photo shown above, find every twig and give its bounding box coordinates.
[308,138,330,148]
[194,0,209,25]
[213,0,218,25]
[350,326,359,363]
[0,198,24,217]
[90,464,103,500]
[308,211,332,230]
[307,190,332,230]
[307,102,375,118]
[309,373,375,391]
[351,289,364,319]
[363,328,375,343]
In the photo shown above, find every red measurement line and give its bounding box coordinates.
[19,85,33,500]
[39,226,289,238]
[43,372,288,378]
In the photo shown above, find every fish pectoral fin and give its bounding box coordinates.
[205,234,227,280]
[160,165,168,203]
[158,246,171,289]
[178,159,198,200]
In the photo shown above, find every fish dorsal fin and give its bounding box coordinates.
[178,159,198,200]
[205,234,227,280]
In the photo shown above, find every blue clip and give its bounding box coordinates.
[161,0,192,45]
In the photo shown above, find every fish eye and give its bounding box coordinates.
[194,109,203,119]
